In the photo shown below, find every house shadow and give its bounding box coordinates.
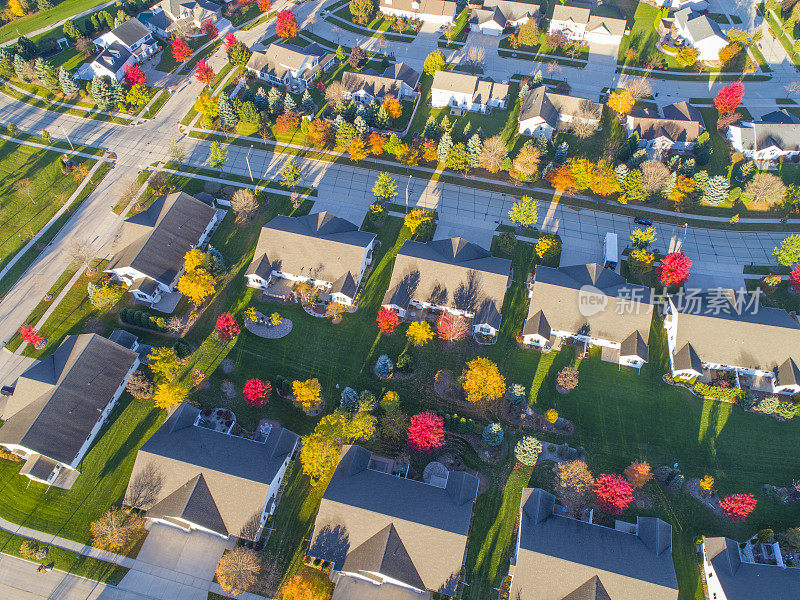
[307,523,350,569]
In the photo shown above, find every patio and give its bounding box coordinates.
[196,408,235,434]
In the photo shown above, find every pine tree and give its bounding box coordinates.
[332,114,346,130]
[462,120,471,138]
[519,81,529,100]
[283,92,296,112]
[353,115,368,138]
[423,115,438,139]
[110,78,126,106]
[437,132,453,163]
[58,66,79,95]
[693,169,709,191]
[267,86,282,114]
[63,19,80,39]
[254,87,268,110]
[0,51,14,80]
[14,54,28,80]
[34,57,57,89]
[91,76,113,110]
[532,71,542,84]
[301,89,314,112]
[90,14,100,30]
[467,133,482,168]
[440,114,452,132]
[218,95,239,130]
[701,175,730,205]
[554,141,568,163]
[614,163,628,183]
[376,104,389,127]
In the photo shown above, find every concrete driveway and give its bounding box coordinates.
[587,41,620,70]
[117,523,233,600]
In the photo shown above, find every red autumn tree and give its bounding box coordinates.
[215,313,240,340]
[243,378,271,406]
[123,63,146,87]
[437,312,470,342]
[713,82,744,114]
[18,325,43,346]
[593,474,634,514]
[223,32,237,50]
[407,411,445,452]
[201,19,218,38]
[171,37,192,62]
[719,493,757,522]
[275,111,300,134]
[276,9,298,39]
[257,0,271,11]
[790,264,800,293]
[237,0,253,5]
[194,59,215,86]
[658,252,693,287]
[376,307,400,334]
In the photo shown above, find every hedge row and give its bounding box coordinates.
[694,383,745,401]
[120,308,167,332]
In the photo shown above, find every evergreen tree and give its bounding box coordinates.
[91,76,113,110]
[0,51,14,79]
[376,104,389,127]
[15,37,37,60]
[467,133,482,168]
[34,57,57,89]
[423,115,438,139]
[254,87,268,110]
[332,114,346,130]
[439,114,452,132]
[218,95,239,130]
[353,115,368,138]
[519,81,529,100]
[301,89,314,112]
[239,100,259,124]
[532,71,542,84]
[462,120,471,138]
[364,101,378,124]
[336,122,357,148]
[332,99,346,116]
[90,13,101,30]
[58,66,79,95]
[283,91,296,112]
[63,19,80,39]
[701,175,730,205]
[614,163,628,183]
[693,169,709,192]
[110,78,126,106]
[554,141,568,164]
[14,54,28,80]
[437,132,453,163]
[37,0,53,9]
[267,86,282,114]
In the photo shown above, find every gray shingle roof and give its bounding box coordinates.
[523,264,652,356]
[106,192,217,287]
[586,15,626,36]
[482,0,539,23]
[127,403,299,540]
[0,334,138,465]
[341,65,419,100]
[379,0,457,18]
[674,8,723,42]
[551,4,590,24]
[382,237,511,328]
[704,537,800,600]
[111,17,151,47]
[94,42,132,74]
[511,489,678,600]
[309,445,478,596]
[246,212,376,293]
[431,71,509,105]
[519,86,601,127]
[628,102,704,144]
[669,291,800,371]
[246,43,333,80]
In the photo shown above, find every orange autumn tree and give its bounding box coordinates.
[307,119,333,147]
[281,570,333,600]
[548,163,575,192]
[607,89,634,116]
[382,95,402,119]
[623,461,653,489]
[590,161,620,197]
[670,174,696,206]
[347,138,368,162]
[367,132,387,155]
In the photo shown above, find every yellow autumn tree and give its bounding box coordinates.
[153,382,188,410]
[8,0,25,17]
[404,208,433,235]
[546,408,559,423]
[461,357,506,403]
[406,321,434,347]
[281,569,333,600]
[178,267,215,305]
[700,475,715,491]
[607,89,634,116]
[293,378,322,411]
[183,248,211,272]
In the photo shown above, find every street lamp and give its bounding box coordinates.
[58,123,74,151]
[246,144,254,182]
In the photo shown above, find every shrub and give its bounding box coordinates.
[515,436,542,465]
[358,390,376,412]
[396,352,414,373]
[694,383,744,401]
[556,366,579,392]
[507,383,526,405]
[775,401,797,420]
[340,386,359,411]
[546,408,558,423]
[174,340,191,359]
[757,529,774,542]
[666,473,685,493]
[380,391,400,412]
[243,379,270,407]
[19,539,39,560]
[482,423,504,447]
[593,474,634,514]
[376,307,400,334]
[407,411,445,452]
[756,396,780,414]
[375,354,394,378]
[719,493,757,522]
[654,465,674,483]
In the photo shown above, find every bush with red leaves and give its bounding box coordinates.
[437,312,470,341]
[719,493,757,522]
[194,59,215,85]
[593,474,634,514]
[376,307,400,334]
[658,252,692,287]
[243,378,271,406]
[407,411,445,452]
[790,264,800,293]
[223,32,237,50]
[201,19,218,38]
[215,313,240,340]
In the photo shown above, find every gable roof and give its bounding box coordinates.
[94,42,132,74]
[669,291,800,372]
[341,63,420,99]
[246,42,333,79]
[379,0,457,18]
[481,0,539,23]
[382,237,511,328]
[586,15,626,36]
[110,17,151,47]
[551,4,590,24]
[0,334,138,465]
[309,445,478,595]
[107,192,217,287]
[523,264,652,357]
[627,102,704,143]
[519,85,602,126]
[704,537,800,600]
[246,212,376,294]
[127,403,299,539]
[511,488,678,600]
[431,71,509,104]
[674,8,724,41]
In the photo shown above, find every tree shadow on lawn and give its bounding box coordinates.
[99,408,161,480]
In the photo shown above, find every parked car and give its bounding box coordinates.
[1,385,14,396]
[634,217,653,227]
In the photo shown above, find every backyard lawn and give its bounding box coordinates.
[0,0,110,43]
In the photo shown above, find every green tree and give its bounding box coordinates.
[423,50,446,74]
[373,173,398,202]
[508,195,538,228]
[349,0,375,25]
[774,234,800,266]
[227,41,251,67]
[0,50,13,80]
[58,66,79,95]
[148,346,182,382]
[239,100,260,124]
[437,132,452,163]
[126,84,149,108]
[209,141,228,167]
[701,175,730,206]
[63,19,81,39]
[620,169,645,203]
[280,158,302,189]
[336,45,346,62]
[218,95,239,130]
[630,226,656,248]
[445,142,469,173]
[13,54,28,80]
[467,133,482,168]
[90,75,114,110]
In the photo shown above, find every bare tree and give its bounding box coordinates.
[125,463,163,510]
[641,160,671,195]
[623,76,652,100]
[325,80,345,105]
[231,188,259,221]
[237,511,262,541]
[90,508,144,552]
[166,316,183,334]
[216,547,261,595]
[75,36,93,57]
[479,135,508,173]
[13,178,36,205]
[168,138,186,163]
[745,172,787,207]
[571,100,602,139]
[463,45,486,73]
[66,238,95,270]
[786,81,800,96]
[126,370,155,400]
[147,171,170,194]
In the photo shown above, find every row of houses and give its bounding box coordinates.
[547,4,627,46]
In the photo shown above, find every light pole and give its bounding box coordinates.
[246,144,254,182]
[58,123,74,151]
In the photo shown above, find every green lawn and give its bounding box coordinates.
[0,140,95,274]
[157,34,209,73]
[329,4,417,42]
[0,0,110,43]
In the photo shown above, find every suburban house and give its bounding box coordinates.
[473,0,539,36]
[105,191,219,308]
[0,334,139,490]
[245,42,335,89]
[144,0,223,37]
[430,71,509,113]
[673,8,727,61]
[382,237,512,337]
[664,290,800,395]
[378,0,457,25]
[584,14,627,44]
[125,403,299,541]
[88,18,158,80]
[245,211,377,306]
[548,4,590,41]
[509,488,679,600]
[700,536,800,600]
[517,84,602,139]
[307,445,479,598]
[727,109,800,167]
[625,101,705,154]
[340,63,421,104]
[521,263,653,369]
